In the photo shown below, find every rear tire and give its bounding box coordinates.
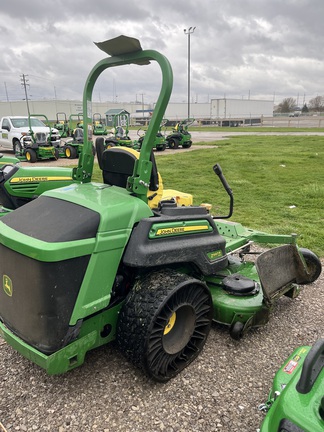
[168,138,179,149]
[105,140,116,149]
[117,269,212,382]
[65,145,77,159]
[156,144,166,151]
[25,149,37,163]
[299,248,322,284]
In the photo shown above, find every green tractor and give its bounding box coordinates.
[60,127,85,159]
[136,118,168,151]
[16,114,61,163]
[0,153,73,212]
[57,114,93,159]
[104,113,134,148]
[54,112,70,138]
[0,36,321,383]
[166,117,194,149]
[259,339,324,432]
[93,113,107,135]
[68,114,83,132]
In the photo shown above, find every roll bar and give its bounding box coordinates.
[73,35,173,203]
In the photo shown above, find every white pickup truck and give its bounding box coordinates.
[0,116,60,153]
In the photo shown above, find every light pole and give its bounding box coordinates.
[184,26,196,119]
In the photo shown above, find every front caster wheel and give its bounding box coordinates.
[117,269,213,382]
[230,321,244,340]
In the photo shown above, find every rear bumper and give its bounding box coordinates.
[0,301,122,374]
[0,320,96,374]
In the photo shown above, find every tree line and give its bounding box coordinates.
[274,96,324,114]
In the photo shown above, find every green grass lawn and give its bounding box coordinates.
[92,135,324,256]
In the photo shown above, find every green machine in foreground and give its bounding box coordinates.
[259,339,324,432]
[0,36,321,382]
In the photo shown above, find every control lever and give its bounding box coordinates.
[213,163,234,219]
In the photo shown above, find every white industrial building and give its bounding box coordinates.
[0,98,274,126]
[211,98,273,119]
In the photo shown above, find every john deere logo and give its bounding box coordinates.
[3,275,13,297]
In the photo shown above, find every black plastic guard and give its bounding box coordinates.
[123,212,228,275]
[255,244,309,304]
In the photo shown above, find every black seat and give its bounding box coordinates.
[73,128,84,143]
[102,147,138,188]
[96,137,159,191]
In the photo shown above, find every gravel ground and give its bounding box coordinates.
[0,254,323,432]
[1,132,323,431]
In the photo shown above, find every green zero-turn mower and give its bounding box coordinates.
[68,114,83,133]
[136,118,168,151]
[93,113,107,135]
[258,339,324,432]
[0,36,321,382]
[0,154,73,215]
[54,112,70,138]
[166,117,194,149]
[16,114,61,163]
[104,113,136,148]
[59,127,86,159]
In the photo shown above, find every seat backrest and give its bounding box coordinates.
[96,139,159,192]
[73,128,84,143]
[102,147,138,188]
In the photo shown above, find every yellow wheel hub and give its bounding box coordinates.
[164,312,176,335]
[26,152,31,161]
[66,148,71,157]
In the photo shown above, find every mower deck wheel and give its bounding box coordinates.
[117,269,213,382]
[229,321,244,340]
[299,248,322,284]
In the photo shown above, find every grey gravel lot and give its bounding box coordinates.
[0,256,323,432]
[1,131,323,431]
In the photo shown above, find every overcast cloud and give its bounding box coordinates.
[0,0,323,107]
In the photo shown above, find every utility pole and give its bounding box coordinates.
[139,93,145,118]
[184,27,196,119]
[4,82,9,101]
[20,74,30,115]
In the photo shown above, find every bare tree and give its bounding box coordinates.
[274,97,297,113]
[308,96,324,112]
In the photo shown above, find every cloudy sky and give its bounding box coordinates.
[0,0,323,107]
